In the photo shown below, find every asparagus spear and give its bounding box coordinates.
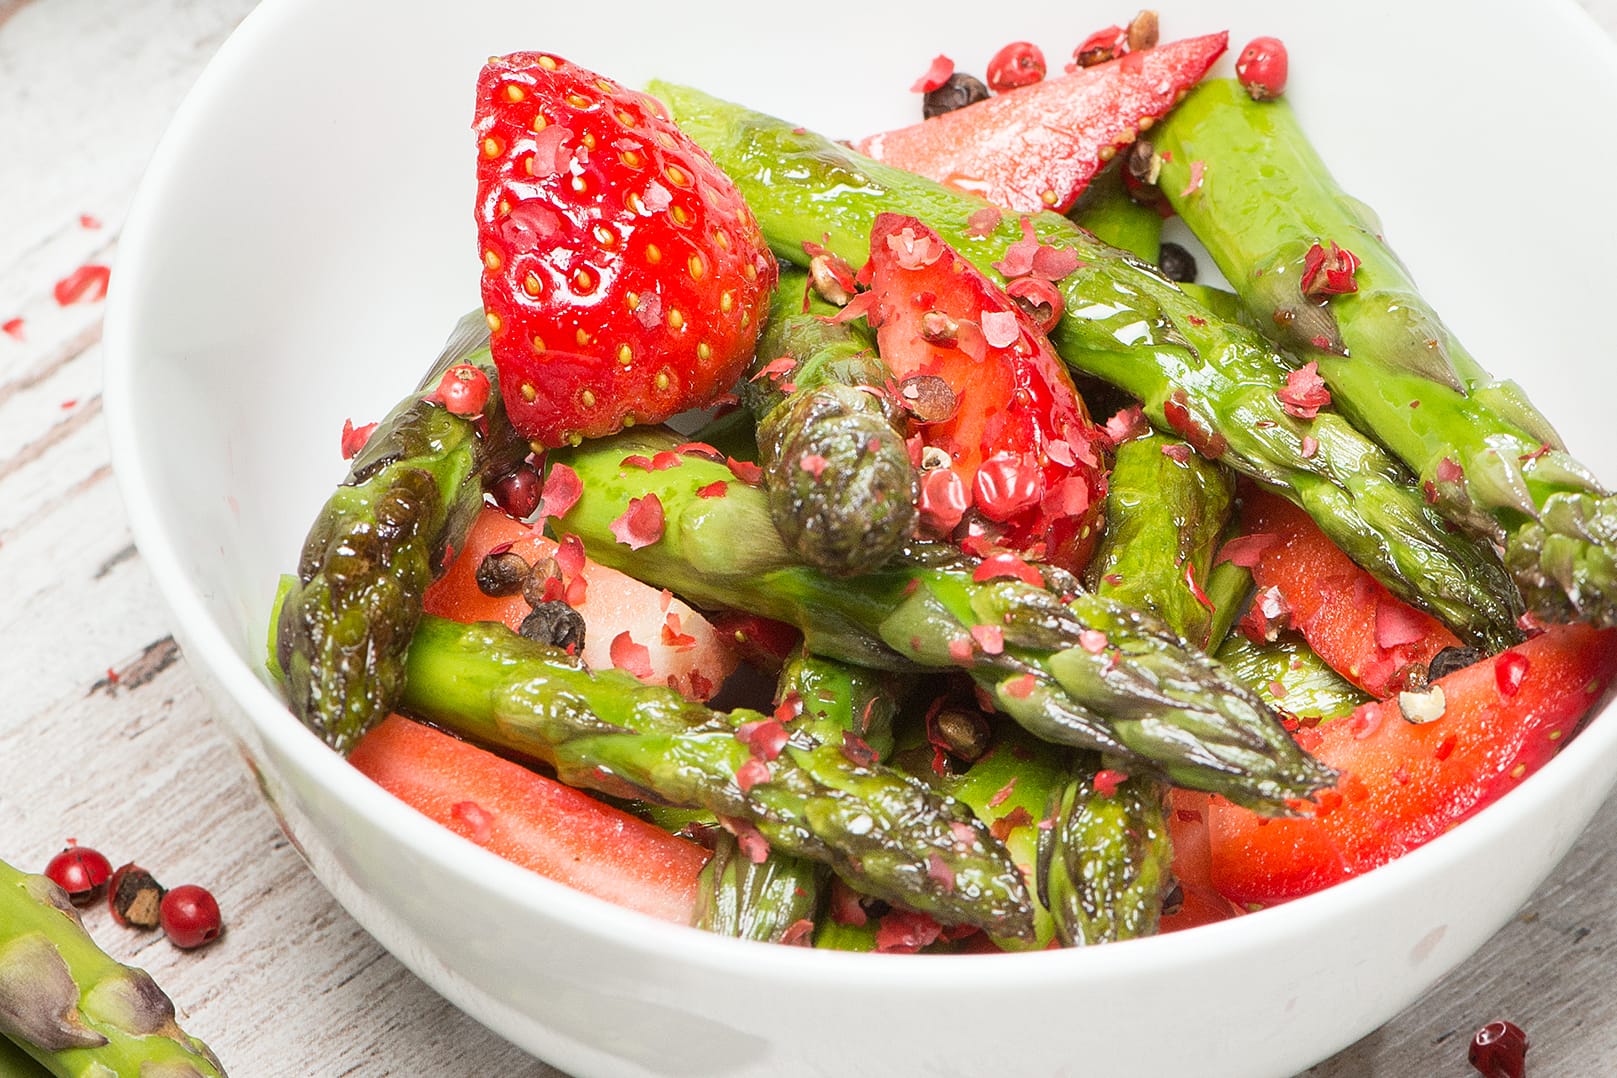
[1042,426,1232,945]
[547,427,1333,811]
[938,723,1069,950]
[694,650,903,942]
[1154,79,1614,626]
[748,272,917,576]
[399,614,1031,936]
[692,832,821,945]
[1089,430,1235,649]
[1069,162,1162,263]
[1216,633,1369,722]
[0,859,225,1078]
[276,312,530,752]
[652,83,1522,651]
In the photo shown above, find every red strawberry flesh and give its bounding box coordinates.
[855,33,1228,214]
[867,213,1108,573]
[474,53,776,446]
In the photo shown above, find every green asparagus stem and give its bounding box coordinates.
[276,313,530,752]
[748,272,917,576]
[1203,557,1253,654]
[1057,427,1230,945]
[0,859,225,1078]
[1069,163,1161,262]
[939,725,1069,950]
[1089,430,1235,649]
[692,831,821,944]
[1155,79,1613,626]
[399,615,1031,936]
[1216,634,1369,722]
[693,650,904,941]
[548,427,1334,811]
[653,82,1522,651]
[1038,766,1173,946]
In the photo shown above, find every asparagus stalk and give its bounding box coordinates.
[276,312,530,752]
[1154,79,1614,626]
[694,650,904,941]
[0,859,225,1078]
[1044,426,1232,945]
[1089,430,1235,649]
[399,615,1031,936]
[653,82,1522,651]
[1038,765,1172,947]
[1216,634,1369,722]
[938,724,1069,950]
[1069,162,1162,263]
[748,272,917,576]
[547,427,1333,811]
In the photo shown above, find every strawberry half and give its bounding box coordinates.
[856,33,1227,214]
[474,53,776,447]
[866,213,1109,574]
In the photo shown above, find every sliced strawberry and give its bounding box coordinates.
[856,33,1228,214]
[866,213,1108,574]
[1207,623,1617,907]
[1236,486,1461,698]
[350,715,708,922]
[424,505,739,701]
[474,53,776,446]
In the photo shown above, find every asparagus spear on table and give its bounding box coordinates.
[0,858,225,1078]
[397,614,1031,937]
[652,83,1523,651]
[276,313,530,752]
[746,272,917,577]
[546,427,1333,812]
[694,649,905,942]
[1153,78,1617,626]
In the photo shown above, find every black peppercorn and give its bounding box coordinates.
[923,73,989,119]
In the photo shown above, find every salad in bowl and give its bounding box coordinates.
[104,1,1617,1074]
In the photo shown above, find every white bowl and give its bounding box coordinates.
[104,1,1617,1075]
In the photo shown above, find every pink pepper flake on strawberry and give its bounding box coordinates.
[1216,532,1277,569]
[451,800,495,845]
[1277,361,1332,419]
[1300,241,1361,297]
[608,631,653,679]
[609,494,665,549]
[1496,650,1531,697]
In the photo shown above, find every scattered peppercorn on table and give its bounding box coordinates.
[5,1,1617,1075]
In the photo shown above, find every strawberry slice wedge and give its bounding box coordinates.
[474,53,776,447]
[1206,622,1617,906]
[856,33,1228,214]
[866,213,1108,573]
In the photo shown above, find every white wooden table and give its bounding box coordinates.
[2,2,1613,1075]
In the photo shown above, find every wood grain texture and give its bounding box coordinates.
[0,2,1613,1076]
